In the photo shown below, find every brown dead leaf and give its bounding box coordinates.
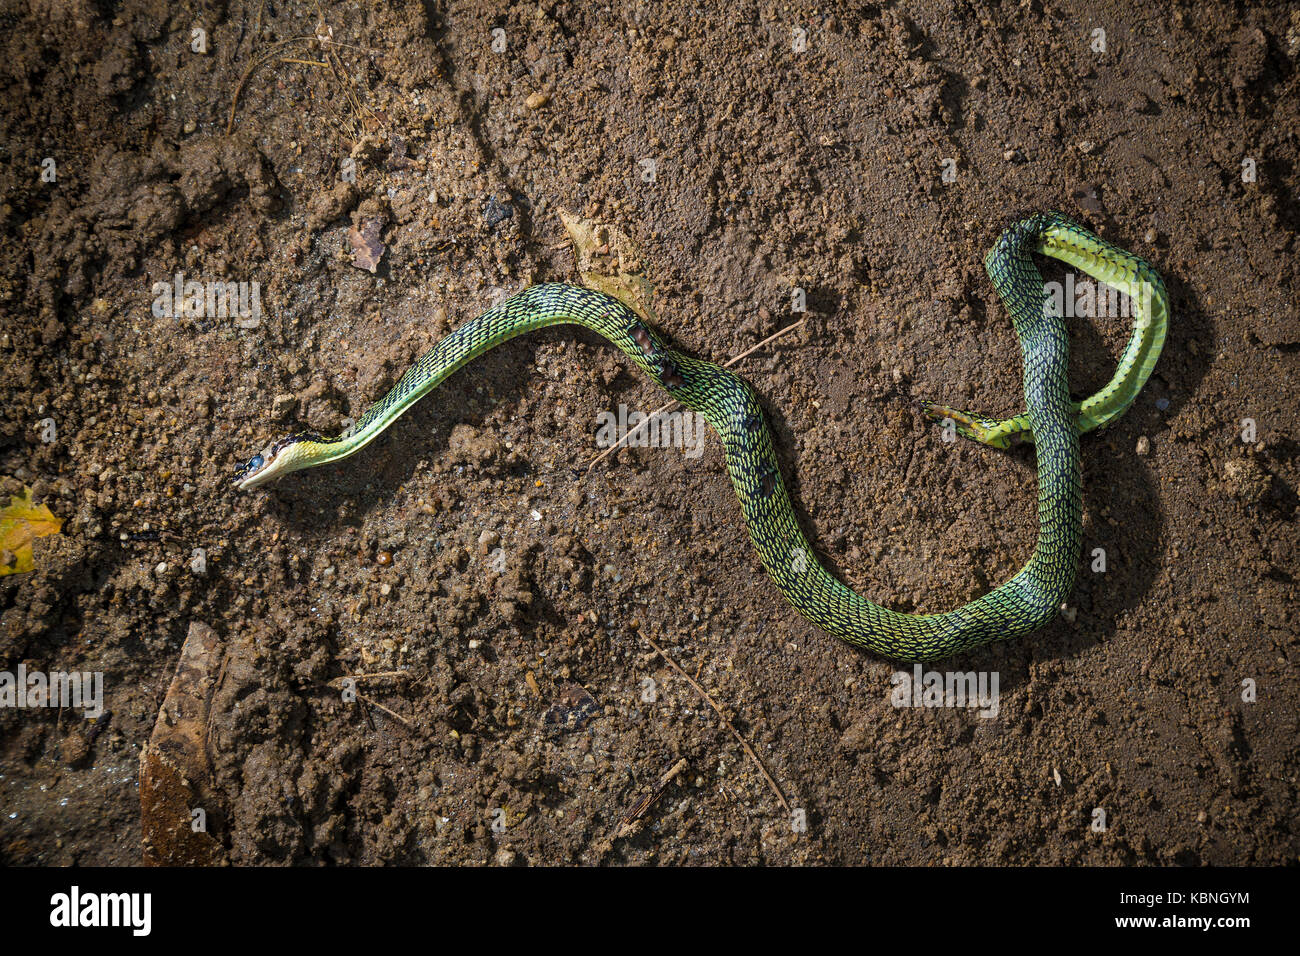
[559,208,658,321]
[543,681,601,734]
[348,218,386,272]
[0,487,63,576]
[141,620,226,866]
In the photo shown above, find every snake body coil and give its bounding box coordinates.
[236,212,1168,661]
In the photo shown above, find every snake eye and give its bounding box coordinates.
[233,453,265,485]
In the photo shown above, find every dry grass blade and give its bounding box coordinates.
[640,634,791,813]
[226,37,316,134]
[325,675,415,729]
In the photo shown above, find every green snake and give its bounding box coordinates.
[235,212,1168,661]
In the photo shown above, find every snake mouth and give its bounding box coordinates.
[233,433,325,490]
[232,451,275,491]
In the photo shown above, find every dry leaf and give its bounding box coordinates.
[0,487,63,576]
[543,682,601,734]
[348,218,386,272]
[559,208,658,321]
[141,621,226,865]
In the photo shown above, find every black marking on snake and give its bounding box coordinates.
[271,431,334,455]
[659,358,686,389]
[231,454,263,483]
[627,321,657,357]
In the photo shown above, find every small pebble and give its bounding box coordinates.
[376,550,393,567]
[524,91,550,110]
[1136,436,1150,455]
[483,197,513,228]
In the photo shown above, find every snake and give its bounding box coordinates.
[234,212,1168,661]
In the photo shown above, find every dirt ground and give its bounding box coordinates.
[1,0,1297,866]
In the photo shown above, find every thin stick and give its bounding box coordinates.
[326,676,415,727]
[640,634,790,813]
[314,0,380,135]
[333,671,411,683]
[355,692,412,728]
[722,315,808,367]
[357,694,377,732]
[616,757,688,838]
[582,317,807,474]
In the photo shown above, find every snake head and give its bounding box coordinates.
[232,451,272,491]
[233,432,330,491]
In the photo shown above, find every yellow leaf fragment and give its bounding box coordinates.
[559,208,658,322]
[0,487,63,576]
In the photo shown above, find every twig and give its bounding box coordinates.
[616,757,688,838]
[357,694,377,732]
[355,692,412,728]
[640,634,790,813]
[314,1,381,135]
[325,675,415,728]
[331,671,411,683]
[722,315,808,366]
[226,4,381,138]
[582,317,807,474]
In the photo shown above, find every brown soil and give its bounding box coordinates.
[1,1,1297,865]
